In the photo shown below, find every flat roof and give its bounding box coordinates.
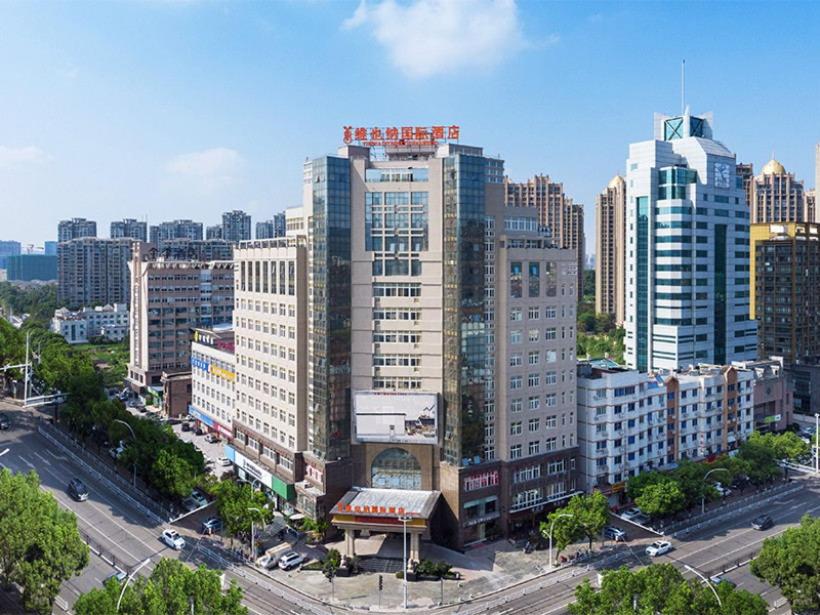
[333,488,440,519]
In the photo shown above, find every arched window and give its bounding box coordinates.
[371,448,422,490]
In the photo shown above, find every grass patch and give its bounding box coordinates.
[74,340,129,388]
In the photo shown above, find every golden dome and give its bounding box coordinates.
[761,159,786,175]
[608,175,625,189]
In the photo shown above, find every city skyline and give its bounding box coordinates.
[1,1,819,250]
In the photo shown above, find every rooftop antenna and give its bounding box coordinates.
[681,59,686,115]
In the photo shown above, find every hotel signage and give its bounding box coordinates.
[343,125,460,147]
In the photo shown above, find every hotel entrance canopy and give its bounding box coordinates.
[331,488,440,533]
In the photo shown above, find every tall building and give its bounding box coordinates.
[58,218,97,242]
[44,241,57,256]
[255,213,287,240]
[57,238,135,308]
[206,225,223,240]
[750,159,810,223]
[736,163,754,209]
[151,219,203,251]
[189,325,235,440]
[5,254,57,281]
[156,238,234,262]
[222,210,251,243]
[504,175,585,293]
[127,244,233,391]
[110,219,148,242]
[624,111,757,371]
[0,240,21,269]
[594,175,626,323]
[224,137,579,549]
[750,222,820,363]
[816,144,819,204]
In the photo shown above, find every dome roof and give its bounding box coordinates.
[608,175,625,189]
[761,159,786,175]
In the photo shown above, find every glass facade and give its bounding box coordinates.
[636,196,649,371]
[364,189,429,276]
[714,224,727,364]
[442,154,487,465]
[310,156,352,461]
[370,448,422,490]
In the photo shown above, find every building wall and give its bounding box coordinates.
[58,218,96,243]
[595,176,626,323]
[110,219,147,242]
[190,334,236,438]
[750,162,808,223]
[6,254,57,281]
[57,239,134,306]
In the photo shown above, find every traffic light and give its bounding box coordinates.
[378,574,383,591]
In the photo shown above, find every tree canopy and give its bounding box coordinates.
[211,479,270,539]
[540,492,609,555]
[0,468,89,614]
[635,479,686,517]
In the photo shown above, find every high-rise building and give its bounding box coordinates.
[750,222,820,363]
[155,238,234,262]
[736,163,754,209]
[0,240,21,269]
[807,190,817,223]
[58,218,97,242]
[750,159,810,223]
[504,175,585,293]
[206,225,223,240]
[594,175,626,323]
[5,254,57,281]
[222,210,251,243]
[110,219,148,242]
[57,238,136,308]
[44,241,57,256]
[624,111,757,371]
[127,244,233,390]
[151,219,203,251]
[225,137,579,549]
[255,213,287,240]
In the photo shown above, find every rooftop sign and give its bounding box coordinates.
[343,125,460,147]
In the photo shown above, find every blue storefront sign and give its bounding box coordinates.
[187,404,214,427]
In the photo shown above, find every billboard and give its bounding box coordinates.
[353,391,438,445]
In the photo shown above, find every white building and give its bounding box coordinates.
[51,303,128,344]
[189,324,236,440]
[624,111,757,372]
[576,359,668,493]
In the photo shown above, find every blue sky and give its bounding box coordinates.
[1,0,819,254]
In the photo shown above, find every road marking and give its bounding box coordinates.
[33,451,51,465]
[19,455,34,468]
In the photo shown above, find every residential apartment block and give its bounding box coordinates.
[255,213,287,240]
[222,210,252,243]
[206,225,223,240]
[0,240,21,269]
[732,359,793,433]
[624,112,757,371]
[149,219,203,251]
[189,324,236,440]
[57,238,135,308]
[5,254,56,282]
[110,219,148,242]
[51,303,128,344]
[594,175,626,323]
[58,218,97,242]
[750,159,811,223]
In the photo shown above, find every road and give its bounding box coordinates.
[1,398,818,615]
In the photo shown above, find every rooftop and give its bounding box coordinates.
[333,488,440,519]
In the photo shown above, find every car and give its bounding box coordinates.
[204,433,221,444]
[713,483,732,497]
[218,456,232,467]
[752,514,774,530]
[104,571,128,584]
[602,526,627,542]
[709,574,736,588]
[161,529,186,550]
[181,422,192,432]
[201,516,222,534]
[190,489,208,507]
[278,551,305,570]
[621,507,643,521]
[645,540,673,557]
[0,413,10,430]
[256,554,276,570]
[109,443,126,460]
[195,426,206,436]
[67,478,89,502]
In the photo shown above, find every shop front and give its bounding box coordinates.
[224,446,297,514]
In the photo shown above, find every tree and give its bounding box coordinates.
[0,469,89,614]
[763,431,809,462]
[541,492,609,554]
[150,450,197,501]
[751,514,820,613]
[626,470,666,502]
[211,479,270,540]
[322,548,341,578]
[736,435,781,485]
[635,479,686,517]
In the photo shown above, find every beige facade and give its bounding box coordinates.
[190,325,236,438]
[594,175,626,323]
[504,175,585,294]
[750,159,810,223]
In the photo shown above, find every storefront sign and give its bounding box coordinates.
[343,125,460,147]
[763,414,782,424]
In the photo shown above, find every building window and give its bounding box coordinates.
[370,448,422,490]
[510,444,522,459]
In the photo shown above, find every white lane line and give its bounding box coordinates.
[33,451,51,465]
[19,455,34,468]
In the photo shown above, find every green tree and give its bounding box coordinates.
[0,469,89,614]
[151,450,197,501]
[541,492,609,554]
[751,514,820,613]
[626,470,666,501]
[211,479,270,540]
[765,431,809,461]
[736,434,781,484]
[322,548,341,578]
[635,479,686,517]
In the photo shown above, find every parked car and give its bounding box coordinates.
[602,526,627,542]
[195,426,206,436]
[621,508,643,521]
[752,514,774,530]
[67,478,89,502]
[109,441,126,460]
[256,554,276,570]
[278,551,305,570]
[190,489,208,507]
[204,433,221,444]
[218,456,232,467]
[105,571,128,584]
[645,540,672,557]
[161,529,186,550]
[201,516,222,534]
[709,574,736,588]
[0,413,10,430]
[713,483,732,497]
[181,422,192,432]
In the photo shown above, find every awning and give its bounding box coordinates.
[288,513,305,522]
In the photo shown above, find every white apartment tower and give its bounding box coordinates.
[624,112,757,371]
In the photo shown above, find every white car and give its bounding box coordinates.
[714,483,732,497]
[645,540,672,557]
[256,554,276,570]
[218,457,232,467]
[161,529,186,550]
[278,551,305,570]
[621,507,643,521]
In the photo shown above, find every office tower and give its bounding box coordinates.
[576,360,668,493]
[5,254,57,281]
[222,210,251,243]
[0,240,22,269]
[594,175,626,323]
[110,218,148,242]
[206,225,223,240]
[736,163,754,208]
[504,175,585,294]
[750,159,809,223]
[58,218,97,242]
[624,111,757,371]
[152,219,203,251]
[228,137,579,549]
[255,213,287,240]
[750,222,820,363]
[807,190,817,223]
[57,238,135,308]
[189,325,236,439]
[44,241,57,256]
[127,243,233,390]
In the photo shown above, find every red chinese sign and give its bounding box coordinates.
[343,125,460,147]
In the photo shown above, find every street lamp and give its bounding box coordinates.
[547,513,574,569]
[112,419,137,487]
[247,507,263,561]
[397,513,412,609]
[116,558,151,611]
[701,468,731,514]
[684,564,721,608]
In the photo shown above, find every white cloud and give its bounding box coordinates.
[165,147,242,193]
[0,146,48,167]
[343,0,527,79]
